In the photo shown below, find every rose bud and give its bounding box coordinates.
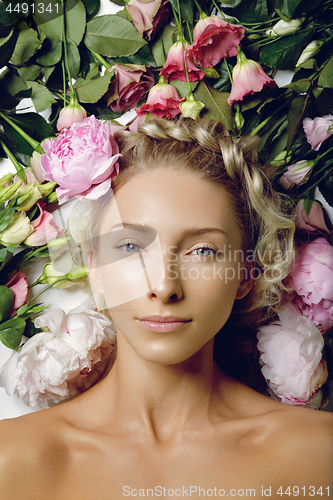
[5,271,29,315]
[0,180,22,203]
[227,49,276,106]
[179,94,205,120]
[294,200,331,234]
[135,76,184,119]
[296,40,322,67]
[160,39,205,83]
[0,212,34,246]
[187,15,245,68]
[303,115,333,151]
[15,182,42,212]
[270,18,304,37]
[24,203,63,247]
[279,160,314,189]
[56,96,87,132]
[30,151,44,184]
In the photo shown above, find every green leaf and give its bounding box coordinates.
[231,0,268,23]
[24,318,42,338]
[286,94,307,152]
[0,207,15,232]
[193,81,235,130]
[278,0,302,18]
[0,28,18,68]
[318,56,333,88]
[6,112,54,145]
[0,285,14,323]
[26,81,56,112]
[81,0,100,20]
[170,0,194,24]
[74,70,113,103]
[66,0,86,46]
[170,80,197,98]
[0,317,26,350]
[44,64,56,82]
[34,3,63,40]
[85,62,101,80]
[84,14,146,57]
[10,27,42,65]
[287,79,311,93]
[319,172,333,208]
[0,69,27,96]
[260,32,310,70]
[151,25,177,67]
[66,39,81,80]
[36,37,62,66]
[17,64,41,82]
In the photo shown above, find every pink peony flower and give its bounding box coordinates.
[135,76,184,119]
[106,64,154,113]
[24,202,64,247]
[257,303,327,408]
[5,271,28,314]
[303,115,333,151]
[0,300,116,409]
[187,15,245,68]
[295,200,331,234]
[279,160,313,189]
[288,238,333,333]
[160,40,205,83]
[127,0,170,41]
[40,116,121,205]
[227,50,276,106]
[56,97,87,132]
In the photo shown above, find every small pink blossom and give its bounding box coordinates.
[0,300,116,409]
[24,202,64,247]
[288,238,333,333]
[160,40,205,83]
[303,115,333,151]
[187,15,245,68]
[227,50,276,106]
[106,64,154,113]
[127,0,170,41]
[56,98,87,132]
[135,77,184,119]
[40,116,121,205]
[279,160,313,189]
[257,303,327,408]
[5,271,28,314]
[295,200,331,234]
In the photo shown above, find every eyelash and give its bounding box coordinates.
[189,244,220,258]
[114,239,146,253]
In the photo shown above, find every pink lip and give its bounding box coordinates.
[137,315,191,333]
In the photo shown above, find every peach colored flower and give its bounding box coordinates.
[135,77,184,119]
[127,0,170,41]
[24,202,64,247]
[227,50,276,106]
[295,200,331,234]
[6,271,28,314]
[279,160,313,189]
[56,97,87,132]
[160,40,205,83]
[187,15,245,68]
[106,64,154,113]
[303,115,333,151]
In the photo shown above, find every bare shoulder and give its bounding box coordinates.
[265,405,333,489]
[0,411,70,500]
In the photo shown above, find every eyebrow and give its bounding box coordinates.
[109,222,227,237]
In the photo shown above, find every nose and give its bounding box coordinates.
[147,253,183,303]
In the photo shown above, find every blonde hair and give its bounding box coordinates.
[72,117,295,325]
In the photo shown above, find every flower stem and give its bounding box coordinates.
[88,47,112,69]
[250,102,287,136]
[61,0,75,96]
[0,139,26,183]
[193,0,204,16]
[173,1,193,97]
[0,112,44,154]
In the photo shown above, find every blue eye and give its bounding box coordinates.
[114,240,144,253]
[191,247,216,257]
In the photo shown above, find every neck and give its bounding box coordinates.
[101,333,229,442]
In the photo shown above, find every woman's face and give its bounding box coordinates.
[90,168,252,365]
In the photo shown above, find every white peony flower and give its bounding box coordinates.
[257,303,328,408]
[0,299,116,409]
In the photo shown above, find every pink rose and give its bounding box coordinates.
[295,200,331,234]
[24,202,64,247]
[257,303,327,408]
[227,50,276,106]
[127,0,170,41]
[0,300,116,409]
[40,116,121,205]
[106,64,154,114]
[279,160,313,189]
[5,271,28,314]
[56,97,87,132]
[303,115,333,151]
[135,76,184,119]
[187,16,245,68]
[160,40,205,83]
[288,238,333,333]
